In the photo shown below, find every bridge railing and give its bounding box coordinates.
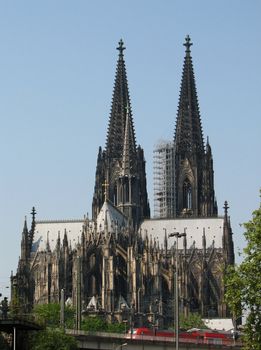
[66,329,126,340]
[66,329,243,347]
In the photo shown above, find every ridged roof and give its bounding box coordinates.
[96,200,128,231]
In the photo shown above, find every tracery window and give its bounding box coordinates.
[183,179,192,209]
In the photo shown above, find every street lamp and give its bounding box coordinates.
[168,231,186,350]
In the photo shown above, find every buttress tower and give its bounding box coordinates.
[92,39,150,225]
[174,36,218,218]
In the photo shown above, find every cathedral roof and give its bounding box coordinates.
[105,39,136,160]
[140,217,225,249]
[30,200,128,253]
[96,200,128,232]
[174,35,204,155]
[31,219,84,252]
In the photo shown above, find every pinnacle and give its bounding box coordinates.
[117,39,126,57]
[183,35,193,55]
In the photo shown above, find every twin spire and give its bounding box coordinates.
[94,36,210,220]
[107,35,202,167]
[174,35,204,155]
[106,39,136,163]
[92,39,149,223]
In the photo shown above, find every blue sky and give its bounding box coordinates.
[0,1,260,298]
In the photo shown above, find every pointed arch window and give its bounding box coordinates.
[183,179,192,210]
[125,176,129,203]
[114,184,117,206]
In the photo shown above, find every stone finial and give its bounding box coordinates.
[223,201,229,218]
[184,35,193,55]
[117,39,126,56]
[31,206,37,220]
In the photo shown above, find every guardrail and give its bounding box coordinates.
[66,329,243,347]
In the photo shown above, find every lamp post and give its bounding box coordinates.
[168,231,186,350]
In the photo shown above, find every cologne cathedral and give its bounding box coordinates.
[12,36,235,327]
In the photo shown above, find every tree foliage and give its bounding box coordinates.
[81,316,125,333]
[225,191,261,350]
[30,328,78,350]
[30,303,77,349]
[179,312,206,330]
[33,303,75,328]
[106,321,125,333]
[81,316,107,332]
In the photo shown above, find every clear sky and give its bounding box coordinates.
[0,1,260,298]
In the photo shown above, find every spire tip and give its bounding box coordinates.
[117,39,126,56]
[183,35,193,54]
[223,201,229,217]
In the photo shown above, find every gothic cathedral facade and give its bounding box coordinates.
[12,37,234,327]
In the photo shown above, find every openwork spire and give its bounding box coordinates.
[92,40,150,224]
[106,39,136,159]
[174,35,204,155]
[173,36,217,218]
[121,104,136,175]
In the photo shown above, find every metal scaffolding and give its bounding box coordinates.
[153,140,175,218]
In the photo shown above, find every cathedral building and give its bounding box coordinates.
[12,36,234,327]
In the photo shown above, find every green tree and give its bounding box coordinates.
[106,321,125,333]
[179,312,206,330]
[30,328,78,350]
[29,303,78,349]
[81,316,107,332]
[33,303,75,328]
[81,316,125,333]
[225,191,261,350]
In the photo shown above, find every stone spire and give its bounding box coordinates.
[92,40,150,224]
[173,36,216,217]
[21,216,29,262]
[223,201,234,265]
[106,39,136,160]
[29,206,36,250]
[63,229,68,248]
[121,104,136,175]
[174,35,204,156]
